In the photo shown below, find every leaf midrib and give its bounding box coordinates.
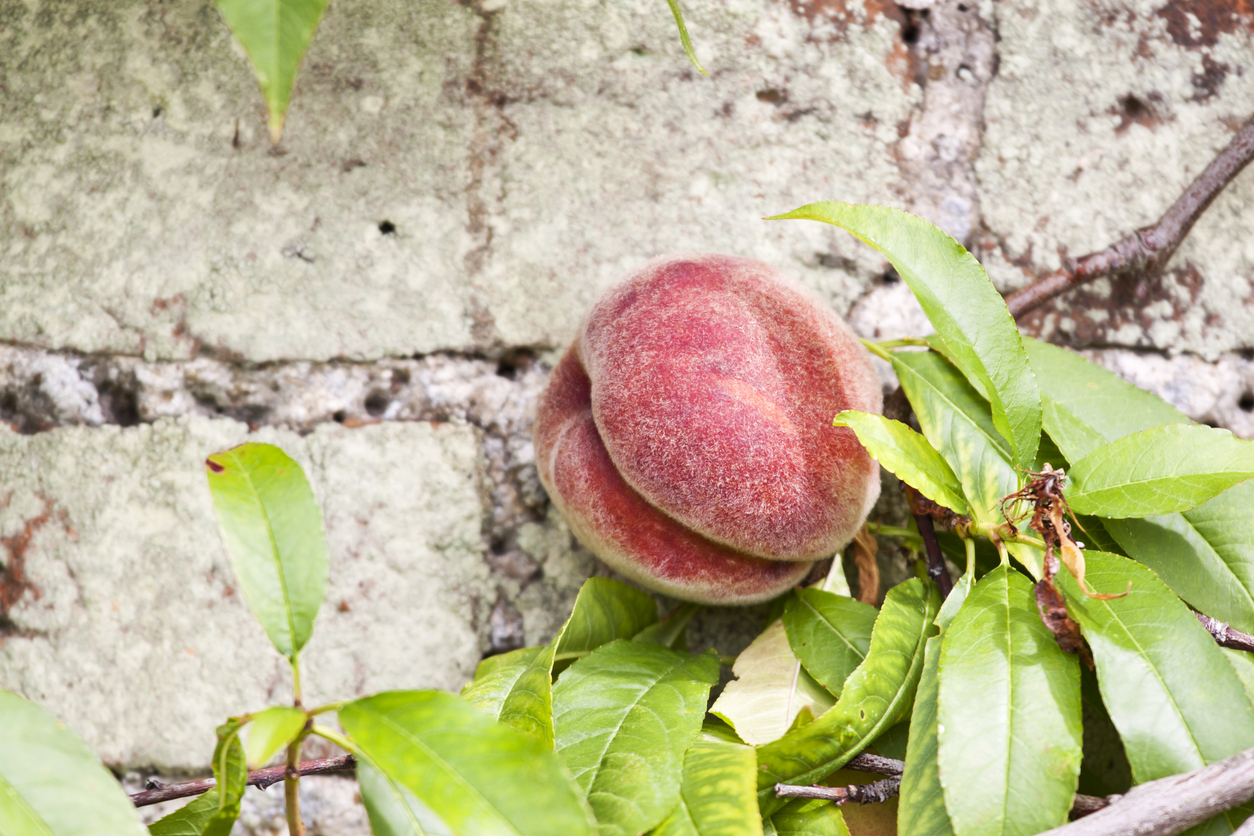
[0,775,55,836]
[372,710,520,835]
[556,653,694,795]
[229,449,299,656]
[799,596,867,663]
[898,362,1012,460]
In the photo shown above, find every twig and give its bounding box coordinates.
[284,737,306,836]
[775,776,901,805]
[1197,613,1254,653]
[904,485,953,598]
[1038,745,1254,836]
[1005,116,1254,319]
[843,752,905,777]
[776,752,1114,817]
[129,755,356,808]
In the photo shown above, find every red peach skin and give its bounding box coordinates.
[535,254,882,605]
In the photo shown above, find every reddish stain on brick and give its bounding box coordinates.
[1155,0,1254,48]
[0,498,53,632]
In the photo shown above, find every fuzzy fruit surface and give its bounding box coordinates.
[535,254,882,605]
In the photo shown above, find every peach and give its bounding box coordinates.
[534,254,882,605]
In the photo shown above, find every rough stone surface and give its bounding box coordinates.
[2,0,1254,829]
[1,0,922,362]
[975,0,1254,359]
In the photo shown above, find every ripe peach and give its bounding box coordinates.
[534,254,882,605]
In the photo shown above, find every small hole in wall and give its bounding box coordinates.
[365,392,390,417]
[333,410,347,424]
[756,89,783,104]
[152,107,163,118]
[957,3,968,10]
[881,267,901,285]
[1239,392,1254,412]
[1203,419,1221,429]
[902,21,920,44]
[378,220,397,235]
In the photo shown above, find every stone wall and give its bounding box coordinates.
[2,0,1253,830]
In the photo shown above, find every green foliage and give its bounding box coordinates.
[553,641,718,836]
[341,691,596,836]
[772,201,1041,470]
[7,202,1254,836]
[781,588,877,698]
[204,442,328,664]
[710,619,834,746]
[1066,425,1254,518]
[833,411,969,515]
[0,691,147,836]
[651,731,762,836]
[756,579,939,811]
[937,566,1083,836]
[213,0,332,141]
[664,0,708,75]
[243,705,307,768]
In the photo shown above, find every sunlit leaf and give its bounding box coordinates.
[243,705,306,768]
[781,588,876,699]
[761,802,850,836]
[936,566,1082,836]
[1067,424,1254,518]
[772,202,1040,469]
[833,411,969,514]
[1022,339,1254,631]
[461,645,557,748]
[889,351,1019,525]
[356,757,454,836]
[340,691,594,836]
[710,620,834,746]
[0,691,146,836]
[553,641,718,836]
[756,579,939,813]
[652,734,761,836]
[205,443,328,661]
[213,0,332,141]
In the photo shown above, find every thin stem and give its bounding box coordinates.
[964,536,976,578]
[306,701,347,717]
[861,339,895,362]
[284,734,307,836]
[311,725,355,751]
[905,486,952,598]
[775,776,901,805]
[1005,116,1254,319]
[129,756,355,807]
[290,656,303,707]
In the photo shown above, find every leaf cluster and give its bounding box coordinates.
[3,203,1254,836]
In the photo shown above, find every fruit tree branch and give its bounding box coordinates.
[775,776,901,805]
[1004,115,1254,320]
[1197,613,1254,653]
[129,755,356,808]
[1038,745,1254,836]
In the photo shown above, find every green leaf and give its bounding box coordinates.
[833,411,969,514]
[150,724,248,836]
[756,579,939,812]
[1066,424,1254,518]
[781,589,876,699]
[762,802,850,836]
[634,603,699,649]
[212,0,332,141]
[897,577,971,836]
[205,443,328,661]
[0,691,146,836]
[356,757,454,836]
[461,645,557,748]
[555,578,659,662]
[709,620,834,746]
[664,0,708,75]
[890,351,1019,525]
[243,705,306,768]
[936,565,1082,836]
[552,641,719,836]
[1057,551,1254,784]
[1024,339,1254,631]
[1022,338,1189,461]
[339,690,595,836]
[652,736,762,836]
[772,202,1040,469]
